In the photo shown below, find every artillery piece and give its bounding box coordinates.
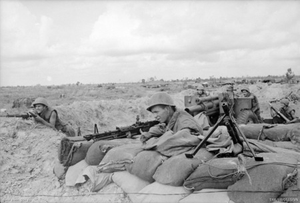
[184,91,260,125]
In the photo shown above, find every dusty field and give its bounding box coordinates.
[0,82,299,203]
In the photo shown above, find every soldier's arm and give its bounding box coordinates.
[252,95,259,112]
[286,110,299,123]
[34,112,56,130]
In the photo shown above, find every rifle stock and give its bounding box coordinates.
[83,120,159,141]
[0,112,36,119]
[268,102,290,122]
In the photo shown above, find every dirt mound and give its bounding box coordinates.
[12,97,35,108]
[0,98,151,202]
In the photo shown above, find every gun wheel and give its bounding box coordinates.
[236,110,259,124]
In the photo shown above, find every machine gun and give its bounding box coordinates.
[185,103,263,162]
[268,102,290,123]
[84,116,159,141]
[0,112,36,119]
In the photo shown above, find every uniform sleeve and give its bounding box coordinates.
[144,123,166,138]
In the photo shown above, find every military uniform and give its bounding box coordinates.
[273,106,296,124]
[32,97,76,137]
[38,107,75,137]
[141,92,203,142]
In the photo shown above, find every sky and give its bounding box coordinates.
[0,0,299,86]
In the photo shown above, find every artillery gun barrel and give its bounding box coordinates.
[194,95,219,105]
[185,99,220,116]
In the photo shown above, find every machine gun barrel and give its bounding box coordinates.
[83,120,159,141]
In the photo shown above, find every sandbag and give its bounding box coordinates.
[75,166,113,192]
[53,160,67,180]
[65,160,89,186]
[112,171,150,202]
[98,143,143,173]
[58,136,93,167]
[132,182,190,203]
[183,157,248,191]
[85,139,138,165]
[240,123,299,141]
[153,148,214,186]
[228,153,298,203]
[126,150,168,183]
[257,140,300,152]
[179,189,233,203]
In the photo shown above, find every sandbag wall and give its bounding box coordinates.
[61,126,300,203]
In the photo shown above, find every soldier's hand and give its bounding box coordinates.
[28,108,37,116]
[140,129,150,144]
[34,114,43,122]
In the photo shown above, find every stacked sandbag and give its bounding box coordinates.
[85,138,140,165]
[228,153,298,203]
[132,182,191,203]
[183,156,248,191]
[153,148,214,186]
[58,136,93,167]
[98,143,143,173]
[179,189,234,203]
[240,123,300,142]
[126,150,168,183]
[255,139,300,152]
[112,171,151,202]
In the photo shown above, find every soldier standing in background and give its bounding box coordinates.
[286,68,295,84]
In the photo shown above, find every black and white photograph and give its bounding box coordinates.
[0,1,299,203]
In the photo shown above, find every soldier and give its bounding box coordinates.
[140,92,203,143]
[286,68,295,84]
[30,97,76,137]
[271,99,299,124]
[195,85,209,97]
[240,87,262,122]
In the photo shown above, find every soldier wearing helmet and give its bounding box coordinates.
[195,85,209,97]
[286,68,295,84]
[31,97,75,137]
[240,87,262,122]
[140,92,203,143]
[271,98,298,124]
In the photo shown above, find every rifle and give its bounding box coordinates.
[83,116,159,141]
[0,112,36,119]
[268,102,290,123]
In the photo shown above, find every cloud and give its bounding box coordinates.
[1,1,299,86]
[0,1,59,61]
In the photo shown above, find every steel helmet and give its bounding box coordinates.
[146,92,175,112]
[197,85,204,90]
[280,99,289,106]
[241,87,250,93]
[32,97,48,107]
[226,85,234,91]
